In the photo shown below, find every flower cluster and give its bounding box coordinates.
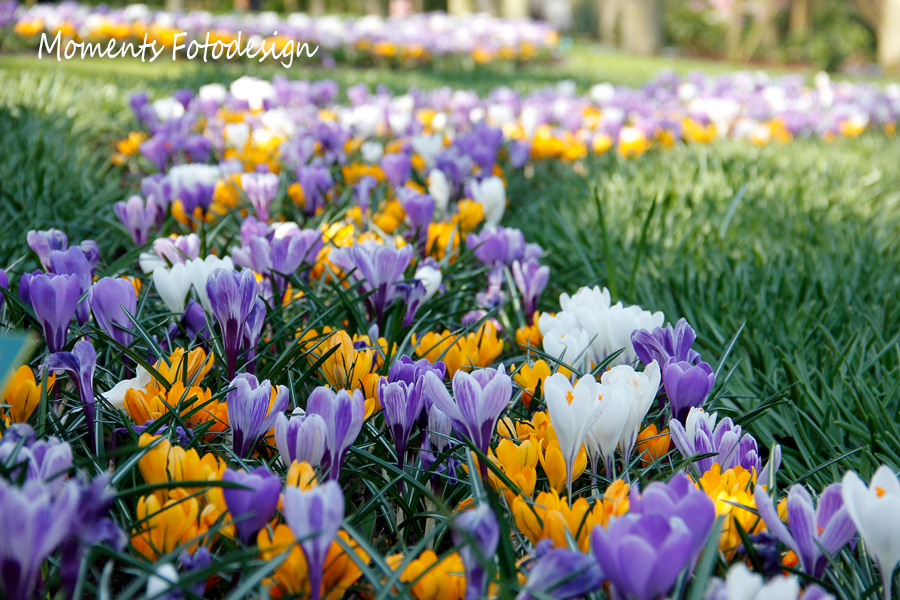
[7,1,557,66]
[0,72,897,600]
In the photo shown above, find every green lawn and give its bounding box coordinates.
[2,44,899,492]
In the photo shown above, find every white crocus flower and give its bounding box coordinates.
[147,563,179,600]
[470,176,506,227]
[224,122,251,150]
[544,373,606,501]
[842,466,900,600]
[151,97,184,122]
[100,366,151,410]
[187,255,235,314]
[541,327,590,372]
[198,82,227,103]
[152,263,193,314]
[601,360,661,464]
[414,264,442,302]
[427,169,451,216]
[715,563,801,600]
[584,378,632,479]
[229,75,275,111]
[360,141,384,163]
[411,134,443,167]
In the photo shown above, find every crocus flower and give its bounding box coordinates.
[153,263,193,315]
[29,273,81,354]
[297,164,333,215]
[600,361,661,467]
[329,240,413,322]
[269,229,323,290]
[467,226,525,266]
[91,277,138,347]
[240,171,279,222]
[424,366,512,477]
[583,376,631,479]
[414,259,443,302]
[427,169,451,215]
[186,254,234,314]
[274,411,328,467]
[283,481,345,600]
[168,163,220,215]
[544,373,606,500]
[470,176,506,227]
[306,386,365,481]
[512,258,549,318]
[26,228,67,271]
[242,297,266,371]
[397,280,427,327]
[49,247,93,325]
[420,404,459,483]
[592,513,693,600]
[206,269,258,378]
[58,473,127,594]
[755,483,856,578]
[452,504,500,600]
[669,407,763,476]
[378,374,425,473]
[222,466,282,544]
[703,563,835,600]
[226,374,289,458]
[663,359,716,423]
[18,437,73,495]
[114,195,157,246]
[629,473,717,566]
[0,479,79,600]
[516,540,604,600]
[45,340,99,452]
[398,189,435,240]
[842,466,900,600]
[380,151,412,188]
[632,318,702,368]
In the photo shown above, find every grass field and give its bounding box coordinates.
[2,42,900,596]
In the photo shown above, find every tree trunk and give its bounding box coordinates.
[726,0,744,60]
[309,0,326,15]
[753,0,779,47]
[598,0,619,45]
[501,0,528,18]
[880,0,900,72]
[448,0,473,13]
[165,0,184,11]
[365,0,383,14]
[475,0,497,15]
[789,0,811,34]
[620,0,661,55]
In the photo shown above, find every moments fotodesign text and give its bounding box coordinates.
[38,30,318,68]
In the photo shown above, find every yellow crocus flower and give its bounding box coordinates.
[2,365,55,423]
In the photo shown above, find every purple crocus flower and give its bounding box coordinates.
[206,269,258,379]
[0,268,7,310]
[141,174,172,226]
[377,375,425,474]
[79,241,100,276]
[516,539,604,600]
[380,151,411,188]
[512,258,549,317]
[397,280,427,327]
[387,355,447,425]
[139,135,170,172]
[178,547,211,597]
[420,405,458,484]
[754,483,856,578]
[241,297,266,371]
[270,229,323,290]
[226,373,289,458]
[114,195,157,246]
[91,277,138,347]
[221,466,282,544]
[240,172,279,223]
[59,473,127,595]
[27,229,68,271]
[663,358,716,424]
[354,175,378,211]
[632,318,702,368]
[397,188,435,235]
[0,479,79,600]
[509,140,531,169]
[424,366,512,477]
[452,504,500,600]
[181,300,209,344]
[29,273,81,354]
[668,407,763,476]
[50,247,93,325]
[130,92,150,124]
[274,412,327,467]
[329,241,413,322]
[306,386,365,482]
[591,513,693,600]
[628,473,717,566]
[297,164,333,216]
[467,226,526,266]
[45,340,99,453]
[283,481,345,600]
[15,437,73,496]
